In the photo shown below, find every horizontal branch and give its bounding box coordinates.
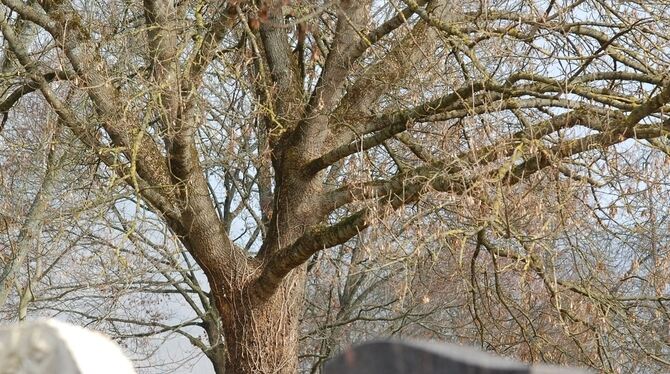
[313,68,663,174]
[252,176,425,301]
[501,120,670,184]
[307,82,489,173]
[324,109,618,210]
[0,70,71,113]
[255,107,670,300]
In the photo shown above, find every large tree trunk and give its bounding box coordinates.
[216,177,317,373]
[219,268,306,374]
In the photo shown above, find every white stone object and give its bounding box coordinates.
[0,319,136,374]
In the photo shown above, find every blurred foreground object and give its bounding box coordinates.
[325,341,589,374]
[0,319,136,374]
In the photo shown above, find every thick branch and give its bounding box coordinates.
[306,81,489,172]
[0,14,181,223]
[144,0,179,84]
[31,0,175,194]
[304,0,371,116]
[258,0,304,129]
[254,107,670,300]
[0,70,70,114]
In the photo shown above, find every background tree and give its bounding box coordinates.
[1,0,670,373]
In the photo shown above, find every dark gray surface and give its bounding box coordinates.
[324,340,589,374]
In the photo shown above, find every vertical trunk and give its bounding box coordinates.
[207,347,227,374]
[220,268,306,374]
[214,140,322,373]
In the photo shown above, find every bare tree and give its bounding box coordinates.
[2,0,670,372]
[0,85,224,372]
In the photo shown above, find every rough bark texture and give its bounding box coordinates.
[220,268,307,374]
[216,162,322,373]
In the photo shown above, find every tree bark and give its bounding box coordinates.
[219,268,306,374]
[208,347,227,374]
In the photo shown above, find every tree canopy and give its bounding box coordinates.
[1,0,670,372]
